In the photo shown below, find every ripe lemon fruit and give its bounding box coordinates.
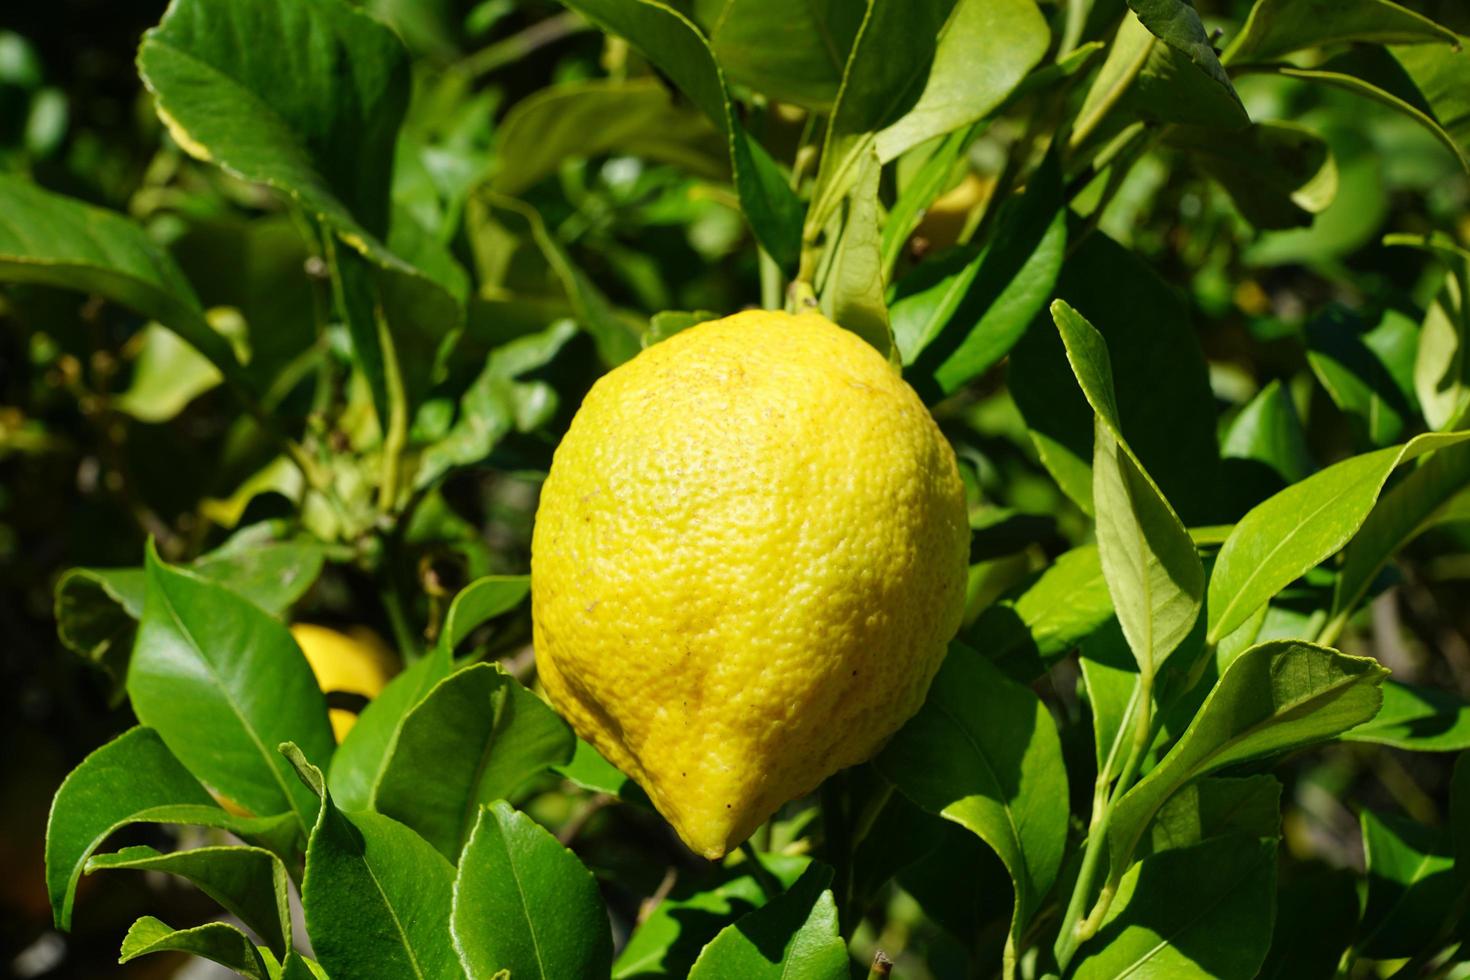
[531,310,969,858]
[914,172,992,251]
[291,624,397,741]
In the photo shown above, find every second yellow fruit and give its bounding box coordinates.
[531,310,969,858]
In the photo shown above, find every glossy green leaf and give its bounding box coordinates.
[129,544,335,832]
[87,844,290,958]
[374,663,574,860]
[1208,432,1470,642]
[56,531,324,687]
[439,575,531,653]
[1053,298,1204,674]
[1224,0,1458,65]
[644,309,719,349]
[1106,640,1386,884]
[0,175,243,389]
[688,0,861,108]
[1221,380,1314,490]
[47,727,216,929]
[113,322,225,422]
[807,0,959,234]
[971,542,1113,682]
[1080,620,1138,772]
[452,801,613,980]
[687,863,846,980]
[1125,0,1239,109]
[118,916,271,980]
[1266,52,1470,175]
[554,738,649,805]
[1129,23,1248,131]
[876,643,1068,950]
[1072,835,1277,980]
[1306,306,1419,449]
[614,854,809,978]
[415,320,577,489]
[328,645,453,812]
[1135,775,1281,859]
[900,152,1066,399]
[1164,121,1337,230]
[873,0,1049,163]
[1393,39,1470,158]
[287,744,460,980]
[1415,262,1469,431]
[492,77,726,196]
[1344,680,1470,751]
[1258,865,1359,980]
[139,0,406,242]
[1011,230,1221,525]
[555,0,802,268]
[1357,810,1458,958]
[469,193,641,366]
[818,147,891,358]
[1331,441,1470,637]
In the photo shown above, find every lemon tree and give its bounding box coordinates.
[8,0,1470,977]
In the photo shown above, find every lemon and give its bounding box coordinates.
[531,310,969,858]
[914,172,992,252]
[291,624,397,741]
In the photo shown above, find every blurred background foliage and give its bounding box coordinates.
[3,0,1470,976]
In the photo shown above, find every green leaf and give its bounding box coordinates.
[1135,775,1282,859]
[1344,680,1470,751]
[644,309,719,349]
[1265,51,1470,175]
[1221,380,1314,491]
[1129,20,1248,131]
[469,193,641,366]
[374,664,574,860]
[807,0,959,234]
[555,738,648,804]
[1010,230,1221,525]
[873,0,1049,163]
[87,844,290,958]
[129,543,335,832]
[46,727,215,929]
[1414,260,1470,431]
[1125,0,1239,110]
[1207,432,1470,642]
[900,152,1066,399]
[286,744,460,980]
[687,863,847,980]
[139,0,407,242]
[1072,835,1277,980]
[452,801,613,980]
[328,645,453,812]
[1258,865,1359,980]
[1224,0,1458,66]
[55,531,324,687]
[818,147,891,358]
[0,175,244,390]
[439,575,531,653]
[1163,121,1337,230]
[688,0,861,109]
[113,322,226,422]
[876,644,1068,949]
[118,916,271,980]
[615,854,810,978]
[1306,306,1419,449]
[1052,299,1204,675]
[1357,810,1458,958]
[1393,39,1470,160]
[971,542,1114,681]
[1080,620,1139,773]
[414,319,577,489]
[1453,752,1470,878]
[492,77,727,196]
[1106,640,1387,885]
[555,0,803,269]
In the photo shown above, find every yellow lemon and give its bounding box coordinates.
[531,310,969,858]
[914,171,992,252]
[291,624,397,741]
